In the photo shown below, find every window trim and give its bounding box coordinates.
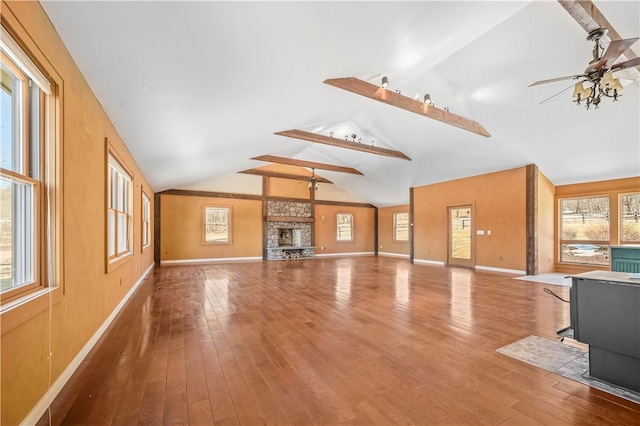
[0,15,64,332]
[106,145,134,272]
[336,212,354,242]
[202,205,232,245]
[141,188,151,251]
[393,212,409,242]
[558,195,611,266]
[620,192,640,245]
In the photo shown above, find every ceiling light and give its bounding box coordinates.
[308,168,319,191]
[423,94,432,105]
[381,76,389,88]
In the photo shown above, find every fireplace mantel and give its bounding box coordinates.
[266,216,314,223]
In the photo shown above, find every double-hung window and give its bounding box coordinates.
[204,206,231,243]
[142,190,151,250]
[393,212,409,241]
[620,193,640,245]
[336,213,353,242]
[107,153,133,266]
[1,26,52,301]
[559,196,610,265]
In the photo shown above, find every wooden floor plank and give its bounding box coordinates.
[38,257,640,425]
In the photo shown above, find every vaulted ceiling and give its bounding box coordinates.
[40,0,640,207]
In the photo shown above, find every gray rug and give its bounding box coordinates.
[497,335,640,404]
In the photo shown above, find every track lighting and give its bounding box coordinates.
[423,94,432,105]
[381,76,389,88]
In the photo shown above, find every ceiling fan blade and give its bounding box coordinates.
[585,37,640,72]
[539,81,585,104]
[529,75,582,87]
[611,56,640,72]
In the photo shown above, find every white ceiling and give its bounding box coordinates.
[40,0,640,207]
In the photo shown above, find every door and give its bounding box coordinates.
[448,205,474,268]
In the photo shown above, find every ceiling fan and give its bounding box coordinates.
[530,28,640,108]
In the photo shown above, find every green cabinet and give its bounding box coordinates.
[611,245,640,273]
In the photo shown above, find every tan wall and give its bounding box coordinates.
[413,167,527,271]
[554,176,640,274]
[1,2,154,424]
[315,205,376,254]
[160,195,262,261]
[267,177,310,200]
[538,171,556,273]
[378,205,410,256]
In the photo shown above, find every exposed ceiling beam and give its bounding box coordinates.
[323,77,491,138]
[558,0,640,78]
[238,168,332,183]
[251,154,363,175]
[274,129,411,161]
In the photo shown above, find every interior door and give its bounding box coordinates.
[448,205,474,268]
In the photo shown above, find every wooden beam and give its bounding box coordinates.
[238,167,332,184]
[266,216,315,223]
[323,77,491,138]
[314,200,376,209]
[159,189,263,200]
[251,154,363,175]
[558,0,640,76]
[526,164,538,275]
[154,193,161,266]
[274,129,411,161]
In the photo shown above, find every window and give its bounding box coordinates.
[142,190,151,250]
[204,206,230,243]
[337,213,353,242]
[559,196,610,265]
[107,153,133,265]
[620,193,640,244]
[393,212,409,241]
[1,26,52,301]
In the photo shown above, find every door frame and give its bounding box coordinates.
[447,204,475,268]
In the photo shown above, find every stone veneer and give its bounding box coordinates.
[267,200,312,218]
[265,200,315,259]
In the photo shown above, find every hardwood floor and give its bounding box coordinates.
[38,257,640,425]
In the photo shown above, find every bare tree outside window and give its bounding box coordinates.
[560,196,610,265]
[337,213,353,241]
[204,207,230,243]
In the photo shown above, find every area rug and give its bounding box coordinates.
[514,273,571,287]
[497,335,640,404]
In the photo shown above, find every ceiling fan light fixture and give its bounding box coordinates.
[381,76,389,88]
[572,82,587,99]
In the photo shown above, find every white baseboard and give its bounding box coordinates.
[413,259,446,266]
[161,256,262,265]
[315,252,375,258]
[378,252,410,259]
[21,263,155,426]
[475,265,525,275]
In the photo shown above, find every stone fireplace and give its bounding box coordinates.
[266,200,315,260]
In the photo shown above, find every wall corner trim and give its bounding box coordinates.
[475,265,526,275]
[21,264,155,426]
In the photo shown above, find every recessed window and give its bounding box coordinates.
[620,192,640,244]
[1,26,54,301]
[204,206,231,244]
[393,212,409,241]
[142,190,151,250]
[107,153,133,265]
[336,213,353,242]
[559,196,610,265]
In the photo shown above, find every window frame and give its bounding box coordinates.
[106,148,134,271]
[336,213,354,242]
[141,189,151,251]
[1,17,63,332]
[203,206,232,245]
[620,192,640,245]
[393,212,409,242]
[558,195,611,266]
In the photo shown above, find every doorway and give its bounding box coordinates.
[448,205,474,268]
